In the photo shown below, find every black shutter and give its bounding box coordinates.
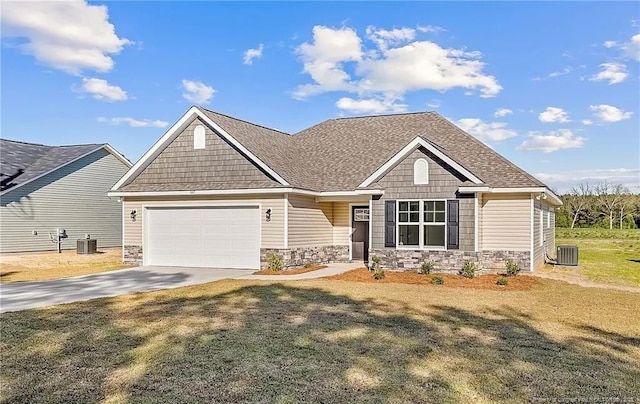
[385,200,396,247]
[447,200,459,250]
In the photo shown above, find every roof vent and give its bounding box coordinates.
[194,125,205,149]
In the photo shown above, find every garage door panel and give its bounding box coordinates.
[146,207,260,269]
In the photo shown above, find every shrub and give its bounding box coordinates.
[497,277,508,286]
[419,261,434,275]
[371,255,381,271]
[373,267,385,280]
[431,276,444,285]
[505,260,521,277]
[303,262,313,269]
[460,260,477,278]
[267,253,284,271]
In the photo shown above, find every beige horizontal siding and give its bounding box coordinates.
[480,193,531,251]
[123,194,284,249]
[533,200,556,270]
[333,202,350,246]
[287,194,333,247]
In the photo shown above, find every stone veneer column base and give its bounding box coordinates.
[369,249,531,273]
[261,245,350,268]
[124,245,143,265]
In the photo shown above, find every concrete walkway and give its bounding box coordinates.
[0,263,361,313]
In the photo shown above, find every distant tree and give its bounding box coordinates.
[564,183,592,229]
[595,181,628,229]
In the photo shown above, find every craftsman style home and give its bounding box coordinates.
[109,106,560,272]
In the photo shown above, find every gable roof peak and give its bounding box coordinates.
[195,106,291,136]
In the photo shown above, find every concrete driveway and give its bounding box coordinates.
[0,266,254,313]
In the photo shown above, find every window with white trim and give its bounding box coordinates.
[547,211,551,229]
[354,208,370,221]
[539,210,543,246]
[398,200,446,249]
[194,125,206,149]
[413,159,429,185]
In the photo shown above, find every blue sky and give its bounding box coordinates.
[2,1,639,193]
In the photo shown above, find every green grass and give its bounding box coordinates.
[2,278,639,403]
[553,228,640,287]
[556,228,640,239]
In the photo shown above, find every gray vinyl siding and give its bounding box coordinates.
[371,147,475,251]
[0,149,129,253]
[123,117,281,191]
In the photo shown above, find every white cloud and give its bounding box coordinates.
[366,26,415,50]
[603,40,617,48]
[494,108,513,118]
[97,117,168,128]
[589,104,633,122]
[517,129,585,153]
[80,78,127,101]
[417,25,446,34]
[427,99,441,108]
[1,0,130,74]
[181,79,215,104]
[539,107,570,123]
[548,66,572,78]
[243,43,264,65]
[455,118,518,142]
[622,34,640,61]
[535,168,640,193]
[336,97,407,114]
[293,26,362,99]
[293,25,502,106]
[582,119,593,126]
[590,62,628,84]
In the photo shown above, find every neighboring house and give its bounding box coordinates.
[1,139,132,253]
[109,106,561,272]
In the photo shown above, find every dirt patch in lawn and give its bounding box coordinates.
[328,268,540,291]
[0,248,132,283]
[253,264,327,275]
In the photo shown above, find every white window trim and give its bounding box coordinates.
[539,209,543,247]
[396,199,447,251]
[413,158,429,185]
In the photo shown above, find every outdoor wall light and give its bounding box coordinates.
[265,208,272,222]
[130,210,137,222]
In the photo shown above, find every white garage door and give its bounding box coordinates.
[145,206,260,269]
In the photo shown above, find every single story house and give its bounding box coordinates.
[1,139,132,253]
[109,106,560,272]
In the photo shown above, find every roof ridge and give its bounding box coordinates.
[0,138,104,148]
[197,106,291,136]
[333,110,438,120]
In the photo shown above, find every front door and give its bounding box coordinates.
[351,206,370,263]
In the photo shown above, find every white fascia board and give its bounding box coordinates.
[458,186,563,206]
[103,144,133,168]
[108,187,381,199]
[358,136,483,188]
[1,145,123,197]
[111,107,289,191]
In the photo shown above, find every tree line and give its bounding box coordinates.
[556,182,640,229]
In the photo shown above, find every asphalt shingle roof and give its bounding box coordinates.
[196,108,545,191]
[0,139,103,193]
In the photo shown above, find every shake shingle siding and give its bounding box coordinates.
[370,148,474,251]
[0,149,128,253]
[123,117,282,192]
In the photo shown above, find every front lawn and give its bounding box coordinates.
[549,228,640,287]
[0,249,132,283]
[1,278,638,403]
